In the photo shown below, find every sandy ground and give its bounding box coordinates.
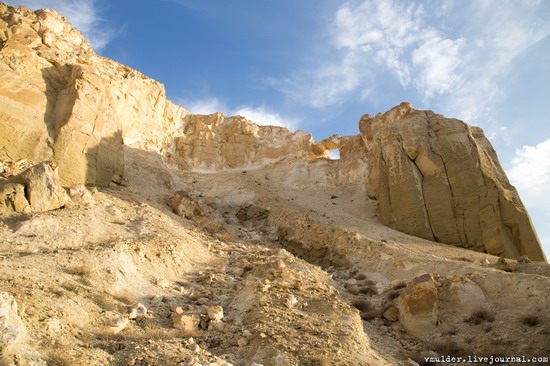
[1,147,549,366]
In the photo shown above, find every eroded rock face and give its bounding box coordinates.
[398,274,438,337]
[0,161,65,214]
[0,4,188,186]
[172,113,318,170]
[360,103,546,262]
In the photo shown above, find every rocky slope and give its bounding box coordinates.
[0,4,549,366]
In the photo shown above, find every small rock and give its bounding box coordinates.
[157,278,171,288]
[382,306,399,322]
[407,358,420,366]
[172,312,201,336]
[107,316,129,334]
[208,319,225,331]
[237,337,248,347]
[150,295,163,305]
[285,295,298,308]
[518,255,532,263]
[128,303,147,320]
[207,305,224,321]
[274,259,286,270]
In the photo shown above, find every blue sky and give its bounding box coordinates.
[8,0,550,258]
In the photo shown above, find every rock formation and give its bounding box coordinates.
[360,102,546,262]
[0,4,545,263]
[0,161,65,214]
[0,5,549,364]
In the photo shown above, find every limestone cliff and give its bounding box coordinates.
[0,4,187,186]
[0,4,545,262]
[360,102,545,262]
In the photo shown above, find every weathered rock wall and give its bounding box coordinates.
[171,113,318,170]
[360,102,546,262]
[0,4,189,186]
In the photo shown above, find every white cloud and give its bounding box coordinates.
[6,0,113,50]
[508,139,550,206]
[183,97,226,115]
[507,138,550,258]
[275,0,466,107]
[233,105,296,130]
[181,98,296,130]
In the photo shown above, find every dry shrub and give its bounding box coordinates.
[66,264,94,277]
[391,280,407,290]
[464,308,495,325]
[358,285,377,296]
[360,309,382,321]
[386,290,401,301]
[521,315,540,327]
[351,298,373,313]
[432,338,463,356]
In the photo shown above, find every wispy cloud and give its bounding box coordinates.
[8,0,114,50]
[274,0,465,107]
[183,97,226,115]
[507,138,550,255]
[272,0,550,120]
[508,138,550,209]
[233,105,297,130]
[180,98,297,130]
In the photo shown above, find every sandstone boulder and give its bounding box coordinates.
[0,161,65,214]
[167,191,203,219]
[360,102,546,262]
[398,274,438,337]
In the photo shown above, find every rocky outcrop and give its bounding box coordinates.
[0,292,46,365]
[0,161,65,214]
[398,274,438,337]
[360,102,546,262]
[171,113,318,170]
[0,4,188,186]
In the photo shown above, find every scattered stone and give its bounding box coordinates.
[156,278,171,288]
[517,255,532,263]
[128,303,147,320]
[167,191,203,219]
[207,305,224,321]
[172,308,201,336]
[106,316,129,334]
[64,185,95,207]
[237,337,248,347]
[285,295,298,309]
[208,319,225,331]
[382,306,399,322]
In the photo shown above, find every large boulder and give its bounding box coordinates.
[398,274,438,337]
[0,161,65,214]
[360,102,546,262]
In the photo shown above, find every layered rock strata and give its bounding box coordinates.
[360,102,545,262]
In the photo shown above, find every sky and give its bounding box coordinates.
[7,0,550,258]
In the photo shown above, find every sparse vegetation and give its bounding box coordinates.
[351,298,373,312]
[386,290,401,301]
[65,264,94,277]
[358,285,377,296]
[432,338,464,356]
[464,308,495,325]
[521,315,540,327]
[391,280,407,290]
